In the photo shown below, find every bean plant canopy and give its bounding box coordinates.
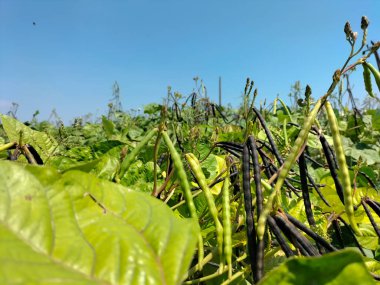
[1,17,380,285]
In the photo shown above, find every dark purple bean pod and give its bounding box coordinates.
[327,142,339,169]
[337,217,365,255]
[157,153,167,166]
[365,198,380,217]
[247,136,263,217]
[173,103,183,122]
[306,173,331,207]
[358,171,378,191]
[268,216,294,257]
[286,176,323,188]
[247,136,264,282]
[213,104,230,123]
[274,216,311,256]
[252,107,284,165]
[284,180,301,197]
[217,146,242,159]
[26,144,43,165]
[215,141,244,153]
[228,158,241,195]
[242,143,256,275]
[257,147,276,183]
[319,133,345,204]
[332,219,345,248]
[299,152,316,227]
[191,92,197,108]
[285,213,337,252]
[274,214,320,256]
[361,199,380,238]
[371,273,380,281]
[305,154,325,168]
[8,146,21,161]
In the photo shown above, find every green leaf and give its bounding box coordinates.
[101,115,116,138]
[144,103,162,115]
[258,249,375,285]
[0,161,198,284]
[0,114,58,163]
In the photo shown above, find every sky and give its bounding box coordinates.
[0,0,379,124]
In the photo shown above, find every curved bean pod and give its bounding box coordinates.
[363,61,380,92]
[222,165,232,278]
[363,62,375,97]
[325,101,361,235]
[258,97,323,240]
[185,153,224,268]
[161,131,204,267]
[119,128,158,178]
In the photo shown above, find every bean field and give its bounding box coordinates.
[1,17,380,285]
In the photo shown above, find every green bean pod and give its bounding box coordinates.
[0,141,16,152]
[161,131,204,267]
[257,97,323,240]
[222,166,232,278]
[363,61,380,92]
[324,101,361,236]
[362,62,375,97]
[119,128,158,178]
[185,153,224,267]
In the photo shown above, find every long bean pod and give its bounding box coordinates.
[361,199,380,238]
[299,151,316,227]
[119,128,158,178]
[274,214,319,256]
[365,198,380,217]
[0,141,16,152]
[242,143,256,276]
[363,62,375,97]
[285,213,337,252]
[363,61,380,92]
[257,97,324,240]
[318,132,345,204]
[161,131,204,267]
[222,165,232,278]
[185,153,224,268]
[252,107,284,164]
[247,136,264,282]
[337,217,365,255]
[325,101,361,235]
[267,216,294,257]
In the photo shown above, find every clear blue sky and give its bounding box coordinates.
[1,0,379,123]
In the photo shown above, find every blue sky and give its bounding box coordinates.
[0,0,379,123]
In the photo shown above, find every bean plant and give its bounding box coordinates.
[0,17,380,285]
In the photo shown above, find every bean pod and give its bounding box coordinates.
[119,128,158,178]
[324,101,361,235]
[185,153,224,268]
[222,165,232,278]
[258,97,323,240]
[363,61,380,92]
[363,62,375,97]
[161,131,204,267]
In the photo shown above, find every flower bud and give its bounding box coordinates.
[361,16,369,30]
[344,22,352,39]
[352,32,358,41]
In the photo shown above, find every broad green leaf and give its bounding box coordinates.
[200,154,227,195]
[364,257,380,275]
[101,115,116,138]
[258,249,375,285]
[63,146,122,181]
[0,161,198,285]
[0,114,58,163]
[144,103,162,115]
